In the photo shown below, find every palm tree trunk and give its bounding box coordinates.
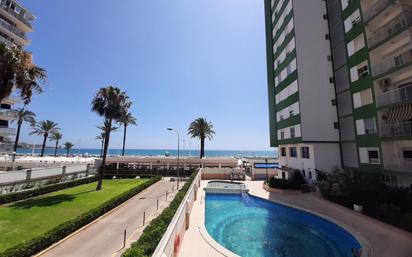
[100,139,104,158]
[54,140,59,157]
[97,119,112,191]
[66,148,69,157]
[200,137,205,159]
[122,125,127,156]
[13,121,22,152]
[40,134,47,157]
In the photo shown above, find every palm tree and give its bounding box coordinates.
[92,86,131,190]
[11,108,36,152]
[188,118,215,159]
[49,131,63,157]
[117,112,137,156]
[95,133,105,158]
[96,120,118,158]
[30,120,60,157]
[64,142,74,157]
[0,42,47,104]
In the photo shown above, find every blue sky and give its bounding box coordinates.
[17,0,271,151]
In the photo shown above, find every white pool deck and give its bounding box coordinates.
[178,180,412,257]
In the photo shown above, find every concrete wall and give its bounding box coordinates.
[200,168,243,180]
[293,0,340,142]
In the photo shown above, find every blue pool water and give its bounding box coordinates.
[205,193,361,257]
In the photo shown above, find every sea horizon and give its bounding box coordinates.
[15,148,278,158]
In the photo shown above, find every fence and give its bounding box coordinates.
[152,171,201,257]
[0,164,92,184]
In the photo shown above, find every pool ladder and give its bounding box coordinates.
[359,245,372,257]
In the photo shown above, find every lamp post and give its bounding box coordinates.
[167,128,180,189]
[265,158,269,185]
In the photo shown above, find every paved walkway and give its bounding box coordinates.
[179,180,412,257]
[38,179,178,257]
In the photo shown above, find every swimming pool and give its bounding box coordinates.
[205,193,361,257]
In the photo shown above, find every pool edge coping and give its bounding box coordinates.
[198,180,372,257]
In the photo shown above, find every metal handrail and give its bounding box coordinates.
[372,50,412,76]
[363,0,395,23]
[0,17,26,39]
[381,121,412,137]
[377,84,412,107]
[368,12,412,48]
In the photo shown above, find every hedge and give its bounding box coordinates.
[0,176,98,205]
[268,171,306,190]
[122,171,199,257]
[0,177,161,257]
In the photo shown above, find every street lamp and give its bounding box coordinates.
[167,128,180,188]
[265,158,269,185]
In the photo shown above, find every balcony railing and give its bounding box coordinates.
[372,49,412,76]
[381,121,412,137]
[363,0,396,23]
[0,3,32,28]
[0,109,18,119]
[377,84,412,107]
[367,13,412,48]
[0,126,16,135]
[0,18,26,40]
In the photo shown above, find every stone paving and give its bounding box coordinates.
[178,180,412,257]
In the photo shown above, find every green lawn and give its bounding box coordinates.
[0,179,147,252]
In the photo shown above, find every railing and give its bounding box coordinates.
[0,109,18,119]
[381,121,412,137]
[367,12,412,48]
[372,50,412,76]
[363,0,396,23]
[0,3,33,28]
[0,126,16,135]
[0,17,26,39]
[377,84,412,107]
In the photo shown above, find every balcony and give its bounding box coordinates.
[367,12,412,49]
[0,18,26,40]
[0,109,18,119]
[0,142,13,152]
[381,121,412,137]
[363,0,396,23]
[372,49,412,77]
[0,126,16,135]
[0,3,33,29]
[377,84,412,107]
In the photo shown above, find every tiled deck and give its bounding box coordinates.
[178,180,412,257]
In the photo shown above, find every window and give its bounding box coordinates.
[280,131,285,140]
[289,110,294,116]
[403,149,412,159]
[301,147,310,159]
[290,127,295,138]
[334,122,339,129]
[357,65,369,77]
[280,115,284,121]
[359,147,380,164]
[394,54,404,66]
[308,171,312,179]
[302,170,306,177]
[281,147,287,157]
[290,147,297,157]
[356,118,377,135]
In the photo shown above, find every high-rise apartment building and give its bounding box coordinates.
[265,0,412,187]
[0,0,35,153]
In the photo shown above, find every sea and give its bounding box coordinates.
[16,148,278,158]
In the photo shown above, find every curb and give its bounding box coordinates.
[34,180,162,257]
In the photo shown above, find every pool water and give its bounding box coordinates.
[205,193,361,257]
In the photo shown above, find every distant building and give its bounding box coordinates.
[264,0,412,187]
[0,0,35,153]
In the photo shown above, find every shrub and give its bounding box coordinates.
[0,177,161,257]
[268,171,305,190]
[122,170,199,257]
[0,176,98,205]
[316,169,412,233]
